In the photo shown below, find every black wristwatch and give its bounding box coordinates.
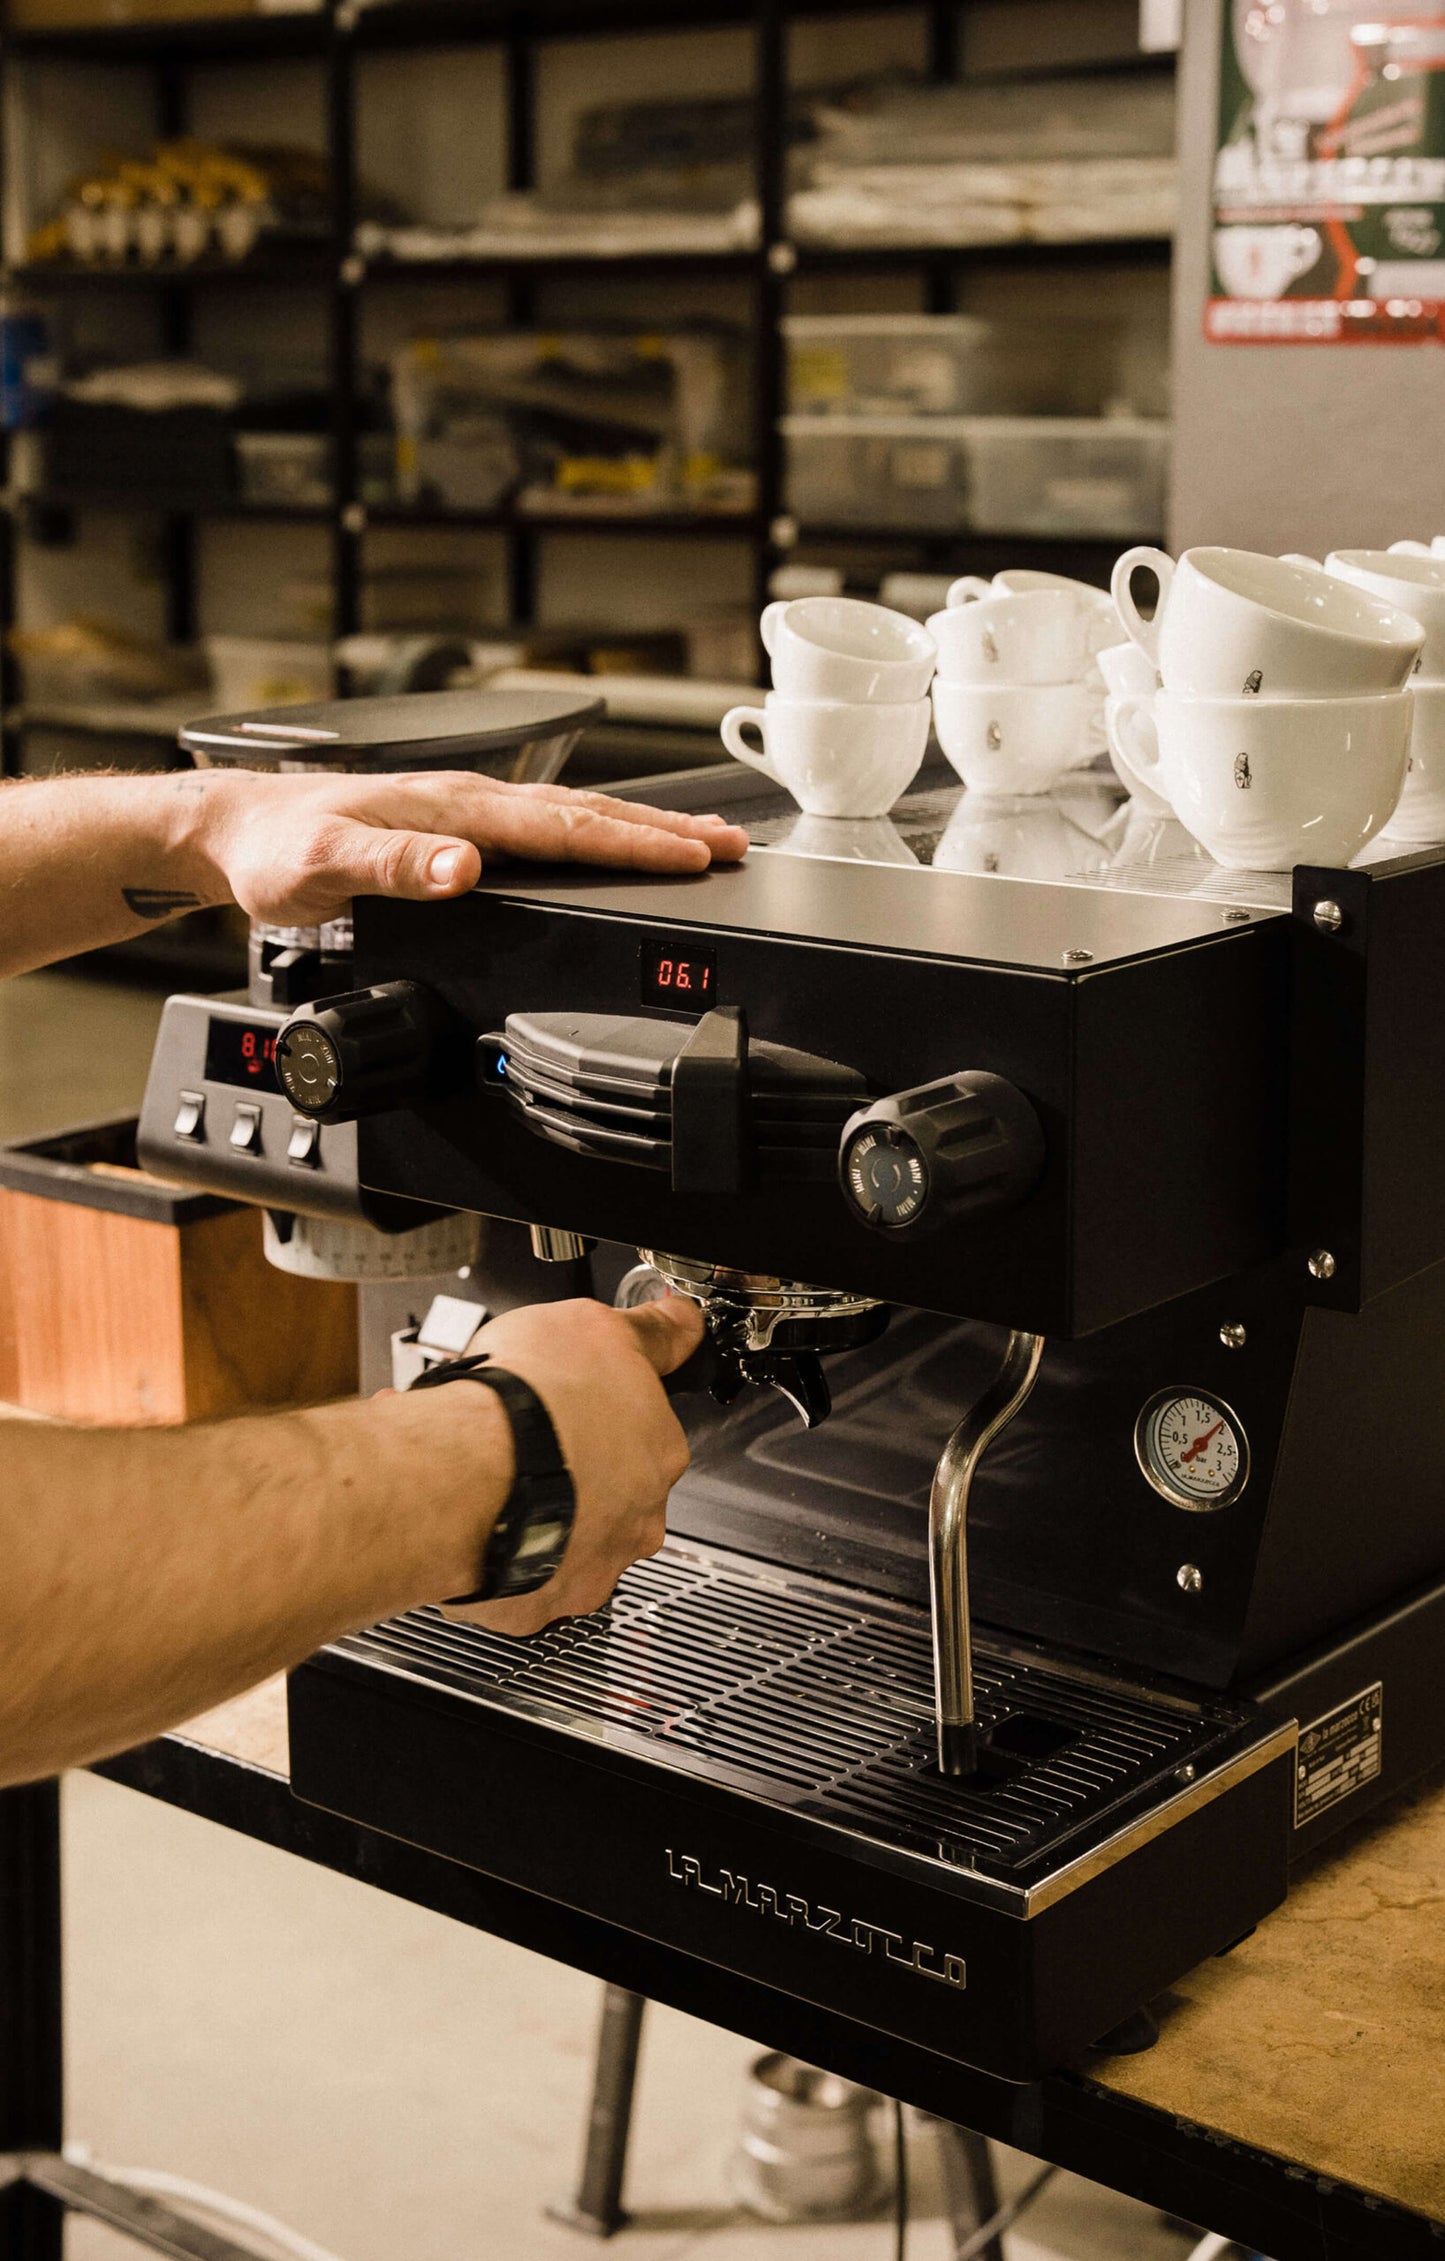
[408,1352,576,1603]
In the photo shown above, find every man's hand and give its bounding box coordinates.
[442,1294,703,1636]
[194,769,749,927]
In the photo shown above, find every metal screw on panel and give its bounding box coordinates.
[1308,1249,1337,1281]
[1219,1321,1247,1349]
[1222,909,1250,924]
[1175,1763,1197,1785]
[768,241,798,275]
[1063,948,1094,964]
[1313,899,1345,934]
[1177,1563,1204,1594]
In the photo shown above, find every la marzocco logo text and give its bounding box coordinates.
[665,1849,966,1990]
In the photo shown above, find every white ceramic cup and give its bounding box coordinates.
[1322,549,1445,681]
[1388,538,1445,559]
[927,592,1093,686]
[720,693,930,817]
[760,595,937,704]
[1379,679,1445,845]
[1096,639,1158,701]
[772,813,920,866]
[931,680,1093,796]
[1109,686,1412,870]
[1104,692,1172,817]
[1111,545,1424,700]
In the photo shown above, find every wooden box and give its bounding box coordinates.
[0,1117,356,1424]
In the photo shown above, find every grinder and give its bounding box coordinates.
[138,685,602,1283]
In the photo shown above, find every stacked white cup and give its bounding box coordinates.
[1311,547,1445,847]
[1106,546,1422,871]
[927,570,1113,794]
[721,596,936,818]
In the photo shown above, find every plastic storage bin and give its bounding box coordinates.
[783,315,1122,420]
[964,417,1169,537]
[781,414,1168,538]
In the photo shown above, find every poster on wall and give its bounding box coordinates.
[1210,1,1445,341]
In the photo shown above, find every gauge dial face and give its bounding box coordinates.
[1137,1391,1248,1511]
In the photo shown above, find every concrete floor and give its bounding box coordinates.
[2,969,1215,2261]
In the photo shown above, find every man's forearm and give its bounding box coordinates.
[0,772,230,978]
[0,1386,510,1787]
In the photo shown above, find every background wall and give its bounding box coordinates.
[1170,0,1445,556]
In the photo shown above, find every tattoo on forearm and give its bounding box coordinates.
[122,888,202,920]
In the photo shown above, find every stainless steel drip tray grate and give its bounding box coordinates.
[336,1541,1258,1888]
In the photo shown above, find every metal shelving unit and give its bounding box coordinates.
[0,0,1175,778]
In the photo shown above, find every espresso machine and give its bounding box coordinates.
[139,722,1445,2085]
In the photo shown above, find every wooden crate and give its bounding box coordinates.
[0,1117,356,1424]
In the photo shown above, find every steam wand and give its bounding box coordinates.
[930,1331,1045,1779]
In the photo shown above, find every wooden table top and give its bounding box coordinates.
[175,1678,1445,2227]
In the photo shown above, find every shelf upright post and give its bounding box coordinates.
[504,29,537,633]
[925,7,962,316]
[329,0,362,675]
[156,54,197,650]
[752,0,788,640]
[0,1781,65,2261]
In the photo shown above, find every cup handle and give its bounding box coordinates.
[721,706,779,782]
[1110,546,1174,666]
[1111,692,1164,779]
[1280,552,1320,569]
[1390,540,1433,556]
[945,575,993,608]
[759,601,788,658]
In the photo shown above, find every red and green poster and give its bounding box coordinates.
[1210,2,1445,341]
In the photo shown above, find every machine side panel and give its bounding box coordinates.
[1235,1259,1445,1679]
[1069,922,1289,1334]
[1291,849,1445,1310]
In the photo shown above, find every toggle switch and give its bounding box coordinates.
[173,1091,205,1141]
[287,1115,322,1168]
[229,1102,264,1154]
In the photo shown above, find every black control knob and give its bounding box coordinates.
[276,981,459,1123]
[839,1073,1044,1235]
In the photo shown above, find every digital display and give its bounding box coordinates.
[205,1015,280,1092]
[639,935,717,1011]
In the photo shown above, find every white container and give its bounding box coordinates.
[205,636,332,714]
[784,314,1119,419]
[782,415,970,532]
[782,414,1169,538]
[964,417,1169,538]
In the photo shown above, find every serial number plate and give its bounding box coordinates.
[1295,1682,1382,1828]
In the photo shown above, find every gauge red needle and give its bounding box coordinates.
[1181,1419,1224,1465]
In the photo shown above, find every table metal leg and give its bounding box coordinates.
[0,1781,65,2261]
[547,1986,646,2238]
[930,2118,1005,2261]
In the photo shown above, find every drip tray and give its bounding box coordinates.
[317,1540,1280,1905]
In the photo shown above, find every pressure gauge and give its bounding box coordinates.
[1135,1389,1249,1511]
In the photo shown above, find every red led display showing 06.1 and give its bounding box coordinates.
[640,935,717,1010]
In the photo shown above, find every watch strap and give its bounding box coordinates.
[408,1353,576,1602]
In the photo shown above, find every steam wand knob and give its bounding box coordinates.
[839,1072,1044,1236]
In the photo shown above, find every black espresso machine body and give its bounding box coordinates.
[141,751,1445,2082]
[285,829,1445,2080]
